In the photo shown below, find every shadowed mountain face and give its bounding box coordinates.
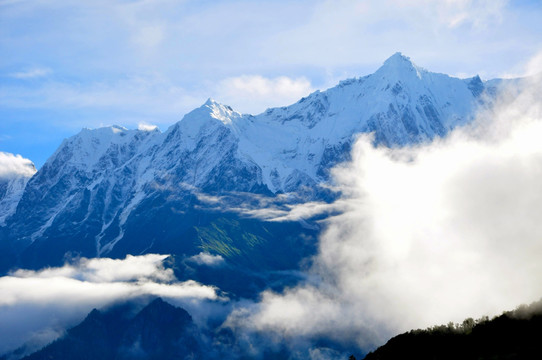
[21,298,200,360]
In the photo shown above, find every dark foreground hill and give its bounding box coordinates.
[20,298,200,360]
[363,299,542,360]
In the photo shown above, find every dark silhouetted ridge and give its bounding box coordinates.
[363,299,542,360]
[22,298,201,360]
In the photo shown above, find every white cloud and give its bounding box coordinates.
[138,122,159,131]
[0,152,36,179]
[12,254,174,284]
[228,74,542,349]
[215,75,314,114]
[2,254,220,307]
[0,254,221,354]
[194,190,337,225]
[218,75,312,99]
[9,67,51,79]
[188,252,225,267]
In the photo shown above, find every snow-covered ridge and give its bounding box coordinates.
[1,53,510,258]
[44,125,162,170]
[35,53,496,195]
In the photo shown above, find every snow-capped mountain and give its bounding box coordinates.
[0,53,503,272]
[231,52,489,190]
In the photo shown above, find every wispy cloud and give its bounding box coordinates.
[0,73,312,119]
[0,76,203,124]
[9,67,51,79]
[194,190,338,224]
[433,0,508,29]
[215,75,314,113]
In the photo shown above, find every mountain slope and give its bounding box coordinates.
[0,53,503,277]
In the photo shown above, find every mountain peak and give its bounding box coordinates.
[181,98,240,128]
[201,98,235,113]
[376,52,425,79]
[204,97,219,106]
[383,52,413,66]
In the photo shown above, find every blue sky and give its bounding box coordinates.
[1,0,542,168]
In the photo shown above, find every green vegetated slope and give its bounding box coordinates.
[194,216,316,270]
[363,299,542,360]
[149,210,320,299]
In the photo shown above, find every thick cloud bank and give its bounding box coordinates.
[228,76,542,349]
[0,254,219,355]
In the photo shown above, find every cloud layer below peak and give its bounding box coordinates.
[0,254,220,355]
[227,75,542,350]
